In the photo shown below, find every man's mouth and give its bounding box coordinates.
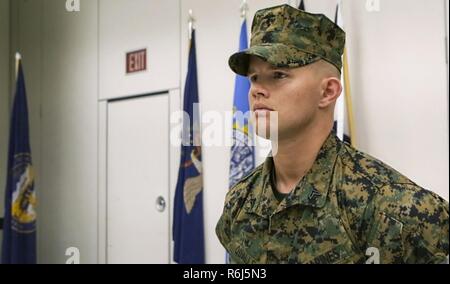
[254,109,272,117]
[253,104,274,114]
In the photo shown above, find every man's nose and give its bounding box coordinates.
[250,83,269,99]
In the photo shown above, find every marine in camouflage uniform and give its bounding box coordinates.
[216,4,449,264]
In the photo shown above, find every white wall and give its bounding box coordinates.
[343,0,448,200]
[40,0,99,264]
[7,0,449,264]
[446,0,449,68]
[0,0,10,257]
[10,0,99,263]
[99,0,180,100]
[446,0,449,164]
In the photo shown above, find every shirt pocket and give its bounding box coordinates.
[306,244,359,264]
[292,216,363,264]
[365,211,404,264]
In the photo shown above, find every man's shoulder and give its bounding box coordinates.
[339,143,415,187]
[336,143,449,262]
[336,142,447,208]
[366,182,449,263]
[373,182,448,220]
[335,142,448,227]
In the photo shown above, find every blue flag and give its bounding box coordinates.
[229,19,254,188]
[173,30,205,264]
[1,60,37,264]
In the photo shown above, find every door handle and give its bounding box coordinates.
[156,196,166,212]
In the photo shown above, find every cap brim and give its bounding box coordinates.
[228,43,321,76]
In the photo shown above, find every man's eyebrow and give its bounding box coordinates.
[271,66,290,71]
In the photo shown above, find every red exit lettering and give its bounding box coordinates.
[126,49,147,73]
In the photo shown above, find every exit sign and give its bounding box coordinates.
[126,49,147,74]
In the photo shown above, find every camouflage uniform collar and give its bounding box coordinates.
[250,133,341,217]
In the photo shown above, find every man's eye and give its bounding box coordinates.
[273,72,287,79]
[249,75,258,82]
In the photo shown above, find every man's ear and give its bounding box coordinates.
[318,77,342,108]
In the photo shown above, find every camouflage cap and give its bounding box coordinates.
[229,4,345,76]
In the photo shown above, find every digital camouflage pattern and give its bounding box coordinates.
[216,133,449,264]
[229,4,346,76]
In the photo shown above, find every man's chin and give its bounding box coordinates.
[255,125,279,140]
[253,113,279,140]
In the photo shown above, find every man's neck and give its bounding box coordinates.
[272,121,332,194]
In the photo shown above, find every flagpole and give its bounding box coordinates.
[240,0,248,19]
[184,10,195,108]
[342,46,356,147]
[337,0,356,147]
[15,52,21,80]
[188,9,194,41]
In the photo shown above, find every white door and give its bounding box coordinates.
[107,93,170,264]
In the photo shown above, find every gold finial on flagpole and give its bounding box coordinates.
[240,0,249,19]
[15,52,21,80]
[188,9,195,41]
